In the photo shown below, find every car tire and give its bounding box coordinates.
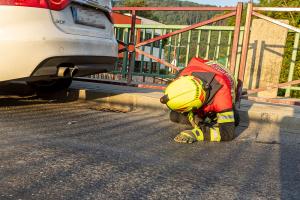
[27,78,72,99]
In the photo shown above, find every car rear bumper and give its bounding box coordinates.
[29,56,116,81]
[0,7,118,82]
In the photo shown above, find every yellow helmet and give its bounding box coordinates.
[160,76,206,113]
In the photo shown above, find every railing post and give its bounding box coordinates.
[122,28,130,78]
[167,29,173,64]
[149,29,155,74]
[215,31,222,60]
[140,29,146,74]
[239,3,253,83]
[176,33,182,67]
[230,2,243,74]
[157,29,166,73]
[205,30,212,59]
[225,31,233,68]
[196,30,202,57]
[237,3,253,102]
[185,30,192,66]
[285,32,300,97]
[127,10,137,84]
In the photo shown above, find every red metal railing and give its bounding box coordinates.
[111,3,300,106]
[113,4,243,84]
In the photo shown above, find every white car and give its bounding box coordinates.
[0,0,118,93]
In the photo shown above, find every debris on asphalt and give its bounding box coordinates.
[67,121,78,125]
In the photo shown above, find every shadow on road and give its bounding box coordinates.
[237,100,300,199]
[280,110,300,199]
[0,81,299,199]
[0,82,79,107]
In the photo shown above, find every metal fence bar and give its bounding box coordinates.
[236,3,253,102]
[235,30,244,77]
[215,31,222,60]
[115,24,242,31]
[230,2,243,73]
[196,30,202,57]
[285,32,300,97]
[140,29,146,73]
[115,28,122,72]
[185,30,192,66]
[242,96,300,106]
[158,29,166,74]
[177,33,182,67]
[252,11,300,33]
[245,80,300,95]
[115,24,241,30]
[253,7,300,12]
[239,3,253,83]
[149,29,155,74]
[113,7,236,11]
[135,48,180,71]
[136,11,236,48]
[225,31,233,68]
[167,29,173,63]
[127,10,137,84]
[122,28,130,78]
[205,30,212,59]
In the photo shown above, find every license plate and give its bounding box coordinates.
[71,5,106,29]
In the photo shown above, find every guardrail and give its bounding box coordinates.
[113,24,245,80]
[88,3,300,104]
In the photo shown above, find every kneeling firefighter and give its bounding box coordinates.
[160,57,239,144]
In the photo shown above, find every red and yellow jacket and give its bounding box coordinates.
[179,57,237,141]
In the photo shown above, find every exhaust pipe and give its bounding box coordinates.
[57,67,70,77]
[57,66,78,77]
[70,66,78,77]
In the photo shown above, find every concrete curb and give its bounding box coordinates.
[69,81,300,144]
[69,88,169,113]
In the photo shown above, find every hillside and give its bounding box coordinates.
[113,0,222,25]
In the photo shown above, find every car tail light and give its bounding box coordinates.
[0,0,69,10]
[47,0,69,10]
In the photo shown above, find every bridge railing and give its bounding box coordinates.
[111,24,245,80]
[87,3,300,104]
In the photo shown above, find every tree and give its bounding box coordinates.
[124,0,146,7]
[259,0,300,26]
[114,0,155,20]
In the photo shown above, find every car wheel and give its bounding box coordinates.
[28,78,72,99]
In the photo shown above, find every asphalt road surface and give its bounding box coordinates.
[0,97,299,200]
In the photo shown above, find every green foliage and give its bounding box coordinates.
[259,0,300,27]
[148,0,218,25]
[114,0,219,25]
[123,0,145,7]
[114,0,154,19]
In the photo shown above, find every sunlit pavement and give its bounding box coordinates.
[0,97,299,199]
